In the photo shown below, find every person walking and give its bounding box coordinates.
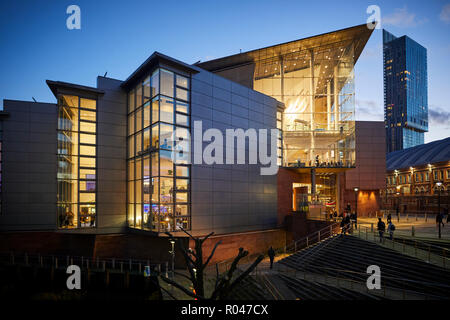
[346,203,351,214]
[340,215,347,234]
[387,221,395,240]
[268,246,275,269]
[387,213,392,224]
[377,218,386,243]
[346,214,352,233]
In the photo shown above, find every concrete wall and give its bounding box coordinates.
[189,69,279,236]
[0,100,57,230]
[195,228,286,264]
[95,77,127,233]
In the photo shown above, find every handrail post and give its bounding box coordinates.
[318,231,321,242]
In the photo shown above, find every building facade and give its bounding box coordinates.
[383,137,450,214]
[198,24,374,217]
[0,24,375,260]
[383,29,428,153]
[0,53,280,237]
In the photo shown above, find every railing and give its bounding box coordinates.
[257,273,284,300]
[284,222,343,254]
[365,210,443,222]
[277,263,448,300]
[0,251,169,276]
[214,222,344,275]
[355,226,450,269]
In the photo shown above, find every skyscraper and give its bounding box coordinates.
[383,29,428,153]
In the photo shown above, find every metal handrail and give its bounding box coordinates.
[357,226,450,254]
[279,267,444,300]
[285,221,342,253]
[299,264,450,290]
[1,251,169,274]
[258,273,284,300]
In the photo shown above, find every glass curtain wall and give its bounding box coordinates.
[127,68,191,232]
[253,41,356,168]
[57,95,97,229]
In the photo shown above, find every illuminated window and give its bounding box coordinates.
[127,68,191,231]
[57,95,97,229]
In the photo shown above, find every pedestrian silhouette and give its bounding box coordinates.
[268,246,275,269]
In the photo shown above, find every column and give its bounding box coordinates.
[309,50,315,163]
[327,81,331,130]
[334,64,339,131]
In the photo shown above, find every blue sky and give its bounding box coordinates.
[1,0,449,142]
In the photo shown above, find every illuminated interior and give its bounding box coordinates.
[127,68,191,232]
[57,95,97,229]
[253,41,356,168]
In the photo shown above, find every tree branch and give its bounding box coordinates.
[203,240,222,270]
[160,275,204,300]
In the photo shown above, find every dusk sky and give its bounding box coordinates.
[1,0,449,143]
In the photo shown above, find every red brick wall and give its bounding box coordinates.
[193,229,287,264]
[343,189,382,217]
[343,121,386,215]
[277,168,310,225]
[345,121,386,191]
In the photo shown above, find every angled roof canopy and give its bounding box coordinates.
[46,80,104,99]
[196,23,375,72]
[121,51,200,91]
[386,137,450,171]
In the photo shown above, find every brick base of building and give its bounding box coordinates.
[0,220,328,268]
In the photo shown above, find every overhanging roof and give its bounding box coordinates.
[121,51,200,91]
[46,80,104,99]
[387,137,450,171]
[196,23,375,72]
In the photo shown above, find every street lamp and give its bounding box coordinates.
[354,187,359,229]
[353,187,359,213]
[169,239,176,279]
[436,181,443,239]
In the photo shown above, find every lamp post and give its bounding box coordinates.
[169,239,175,279]
[354,187,359,214]
[436,181,443,239]
[354,187,359,229]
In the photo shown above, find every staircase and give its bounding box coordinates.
[278,234,450,299]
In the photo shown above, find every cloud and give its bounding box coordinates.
[383,6,427,28]
[355,99,384,120]
[429,105,450,126]
[356,99,381,112]
[440,3,450,23]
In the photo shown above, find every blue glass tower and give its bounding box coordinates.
[383,29,428,153]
